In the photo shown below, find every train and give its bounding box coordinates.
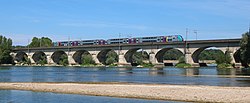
[52,35,184,47]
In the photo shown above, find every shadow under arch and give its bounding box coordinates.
[15,51,28,62]
[192,46,224,63]
[233,49,241,63]
[124,48,141,63]
[73,50,90,64]
[97,49,117,64]
[51,51,67,64]
[155,48,184,63]
[32,51,47,64]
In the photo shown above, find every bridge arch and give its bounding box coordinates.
[51,51,67,64]
[124,48,149,65]
[15,51,28,62]
[73,50,90,64]
[192,46,226,63]
[97,49,118,65]
[124,48,140,63]
[233,49,241,63]
[32,51,47,64]
[155,48,184,63]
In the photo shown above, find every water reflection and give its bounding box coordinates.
[0,66,250,86]
[149,68,164,76]
[183,69,199,76]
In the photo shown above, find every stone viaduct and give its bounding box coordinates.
[12,38,242,67]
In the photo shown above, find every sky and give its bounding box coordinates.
[0,0,249,45]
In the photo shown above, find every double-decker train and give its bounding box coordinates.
[53,35,183,47]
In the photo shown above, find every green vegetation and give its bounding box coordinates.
[0,35,13,64]
[199,49,224,60]
[163,49,183,60]
[131,50,155,67]
[140,62,154,68]
[132,51,149,65]
[178,56,186,64]
[175,56,191,68]
[59,54,68,66]
[176,63,191,68]
[28,37,52,48]
[105,51,118,65]
[217,63,233,69]
[215,51,233,69]
[81,53,96,66]
[37,56,47,66]
[21,55,31,65]
[239,32,250,67]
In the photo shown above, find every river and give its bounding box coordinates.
[0,66,250,102]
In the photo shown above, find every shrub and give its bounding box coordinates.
[178,56,186,64]
[82,54,95,65]
[176,63,191,68]
[59,54,68,66]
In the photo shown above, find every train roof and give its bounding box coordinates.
[53,35,183,42]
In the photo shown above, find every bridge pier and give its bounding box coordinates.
[117,50,130,66]
[92,54,100,65]
[27,53,35,64]
[118,54,130,66]
[88,51,101,65]
[185,50,199,67]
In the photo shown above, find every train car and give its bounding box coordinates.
[53,42,59,47]
[52,35,184,47]
[80,40,98,45]
[97,39,107,45]
[107,38,128,44]
[164,35,183,42]
[59,41,69,46]
[135,36,163,43]
[71,41,78,46]
[165,35,183,42]
[128,38,137,44]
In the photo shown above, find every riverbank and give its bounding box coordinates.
[0,82,249,103]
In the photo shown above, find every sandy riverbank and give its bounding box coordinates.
[0,82,249,103]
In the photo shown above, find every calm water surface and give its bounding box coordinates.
[0,66,250,103]
[0,66,250,86]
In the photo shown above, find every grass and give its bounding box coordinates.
[175,63,192,68]
[217,63,233,69]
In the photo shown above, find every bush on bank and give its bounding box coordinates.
[217,63,234,69]
[175,56,191,68]
[175,63,192,68]
[140,63,154,68]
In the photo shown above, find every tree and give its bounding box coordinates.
[225,51,232,64]
[178,56,186,64]
[132,51,149,65]
[215,51,232,65]
[29,37,52,48]
[59,54,68,66]
[240,32,250,67]
[82,54,95,65]
[163,49,184,60]
[105,57,116,65]
[38,56,47,66]
[0,35,13,64]
[105,51,118,65]
[199,49,224,60]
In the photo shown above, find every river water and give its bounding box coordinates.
[0,66,250,102]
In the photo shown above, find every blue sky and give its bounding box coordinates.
[0,0,249,45]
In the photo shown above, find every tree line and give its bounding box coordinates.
[0,35,13,64]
